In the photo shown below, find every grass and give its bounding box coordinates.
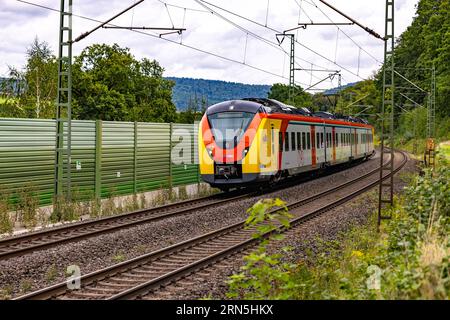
[45,264,58,283]
[112,251,126,263]
[226,157,450,300]
[1,180,215,235]
[439,141,450,160]
[0,286,13,300]
[20,279,32,294]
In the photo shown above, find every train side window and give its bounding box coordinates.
[307,132,311,149]
[335,132,338,147]
[302,132,306,150]
[291,132,296,151]
[316,132,320,148]
[320,132,324,148]
[279,132,283,152]
[285,132,290,151]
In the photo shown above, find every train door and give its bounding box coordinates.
[266,122,274,171]
[282,124,297,171]
[336,128,346,162]
[363,129,368,155]
[301,128,312,168]
[311,126,316,168]
[315,125,325,165]
[347,128,355,158]
[325,126,333,164]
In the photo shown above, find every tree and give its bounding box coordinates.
[21,37,58,118]
[267,83,313,109]
[72,43,177,122]
[177,93,207,124]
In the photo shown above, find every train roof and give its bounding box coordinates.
[206,98,370,126]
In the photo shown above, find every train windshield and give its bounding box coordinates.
[207,112,254,148]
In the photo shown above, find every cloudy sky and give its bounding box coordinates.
[0,0,419,90]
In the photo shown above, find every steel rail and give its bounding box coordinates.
[0,191,246,260]
[0,152,379,260]
[113,151,407,300]
[15,150,402,300]
[114,150,408,300]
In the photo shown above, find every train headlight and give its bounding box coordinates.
[243,147,250,156]
[206,146,214,158]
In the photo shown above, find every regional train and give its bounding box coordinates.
[198,98,374,191]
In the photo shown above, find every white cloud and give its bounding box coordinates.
[0,0,419,89]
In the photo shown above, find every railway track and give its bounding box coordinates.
[0,152,382,261]
[0,191,248,260]
[15,150,407,300]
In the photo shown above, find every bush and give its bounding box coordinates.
[0,186,13,234]
[226,158,450,300]
[227,199,296,299]
[16,183,39,229]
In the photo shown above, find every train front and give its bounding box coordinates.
[198,100,274,191]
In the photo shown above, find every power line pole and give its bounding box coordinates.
[279,21,350,105]
[425,63,436,168]
[377,0,395,227]
[53,0,186,211]
[276,33,295,104]
[55,0,73,207]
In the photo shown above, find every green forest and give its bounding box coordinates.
[168,77,270,110]
[334,0,450,146]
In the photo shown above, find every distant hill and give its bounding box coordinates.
[166,77,271,110]
[322,82,360,96]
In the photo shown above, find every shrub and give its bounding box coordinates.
[0,186,13,235]
[16,183,39,229]
[227,198,296,299]
[226,157,450,300]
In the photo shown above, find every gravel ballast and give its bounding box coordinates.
[142,153,417,300]
[0,153,394,298]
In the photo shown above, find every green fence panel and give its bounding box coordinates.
[101,121,135,197]
[0,118,56,204]
[63,120,96,200]
[0,117,203,206]
[171,123,199,186]
[136,122,171,192]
